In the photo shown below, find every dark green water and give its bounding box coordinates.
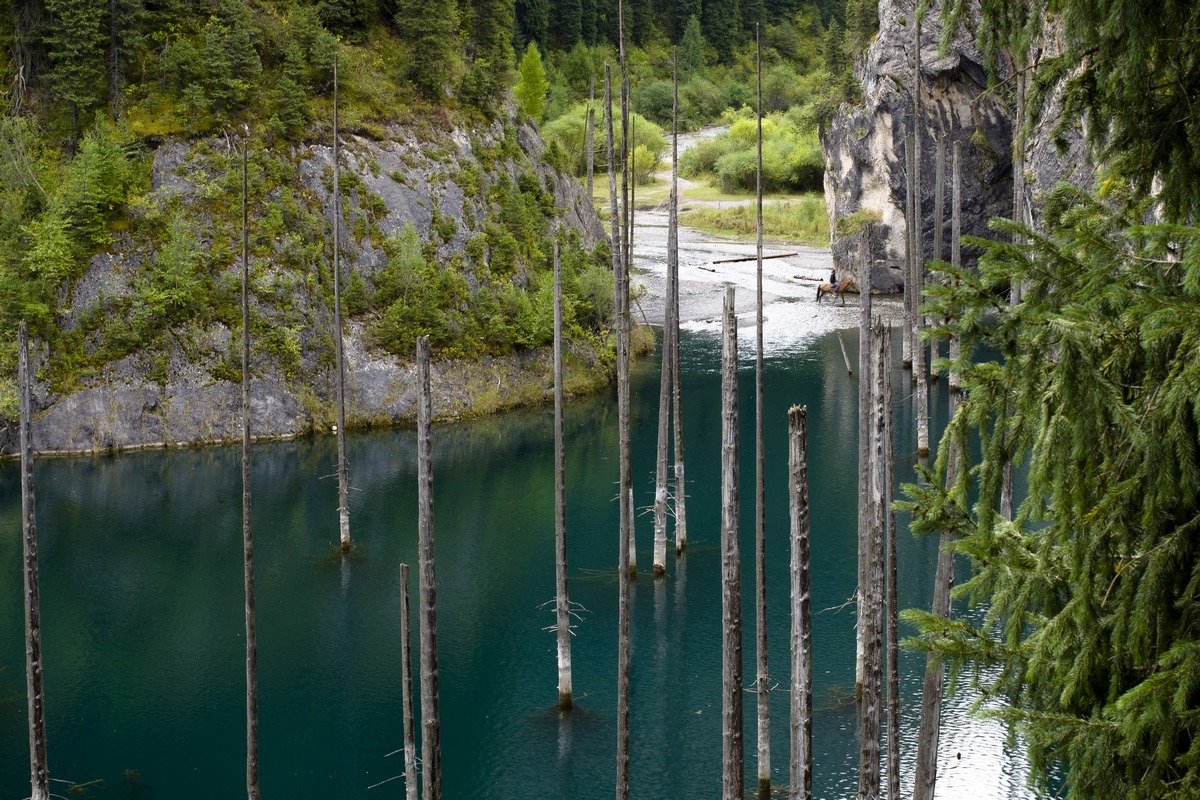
[1,329,1039,799]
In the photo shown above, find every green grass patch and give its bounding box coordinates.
[679,195,829,247]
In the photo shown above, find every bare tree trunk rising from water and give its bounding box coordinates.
[788,405,812,800]
[720,285,745,800]
[19,321,50,800]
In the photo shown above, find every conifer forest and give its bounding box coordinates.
[1,0,1198,799]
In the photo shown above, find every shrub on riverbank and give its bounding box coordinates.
[679,195,829,247]
[679,108,824,194]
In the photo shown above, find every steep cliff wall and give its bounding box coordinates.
[3,114,612,456]
[823,1,1095,289]
[822,0,1012,287]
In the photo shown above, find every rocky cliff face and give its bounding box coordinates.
[1020,16,1093,228]
[822,0,1091,288]
[3,114,609,456]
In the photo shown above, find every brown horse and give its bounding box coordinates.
[816,276,858,305]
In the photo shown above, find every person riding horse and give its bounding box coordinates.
[816,273,857,305]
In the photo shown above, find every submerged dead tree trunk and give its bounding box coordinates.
[670,56,687,556]
[416,336,442,800]
[553,240,574,707]
[913,153,929,455]
[788,405,813,800]
[240,142,262,800]
[752,25,771,800]
[858,321,888,800]
[948,143,962,391]
[912,6,929,456]
[931,137,945,382]
[903,132,916,370]
[855,229,873,695]
[332,55,352,553]
[399,563,418,800]
[883,324,900,800]
[720,285,745,800]
[912,372,965,800]
[653,202,672,575]
[606,57,633,800]
[19,322,50,800]
[618,9,636,581]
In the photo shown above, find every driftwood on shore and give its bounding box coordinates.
[711,252,798,265]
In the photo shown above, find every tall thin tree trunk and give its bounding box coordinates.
[948,142,962,391]
[399,563,418,800]
[930,137,945,382]
[883,325,900,800]
[752,24,771,799]
[618,9,636,580]
[332,56,352,553]
[913,5,929,456]
[1001,55,1026,522]
[586,76,595,198]
[858,322,888,800]
[912,386,963,800]
[653,141,672,575]
[553,239,574,707]
[670,57,687,555]
[908,3,923,378]
[607,55,633,800]
[652,293,671,576]
[19,322,50,800]
[903,133,915,370]
[855,229,873,695]
[416,336,442,800]
[788,405,812,800]
[720,285,745,800]
[240,142,262,800]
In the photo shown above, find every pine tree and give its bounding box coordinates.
[581,0,598,43]
[201,3,261,120]
[741,0,764,34]
[678,14,705,71]
[676,0,700,38]
[271,74,309,139]
[106,0,141,111]
[515,0,550,49]
[846,0,876,50]
[317,0,375,39]
[43,0,107,135]
[702,0,739,62]
[817,0,841,25]
[764,0,798,20]
[513,41,548,121]
[464,0,515,113]
[823,19,846,77]
[630,0,652,44]
[905,188,1200,800]
[396,0,461,99]
[549,0,582,49]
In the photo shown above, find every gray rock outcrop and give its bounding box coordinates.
[823,1,1094,290]
[5,113,609,456]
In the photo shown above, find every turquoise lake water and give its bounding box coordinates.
[0,328,1042,799]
